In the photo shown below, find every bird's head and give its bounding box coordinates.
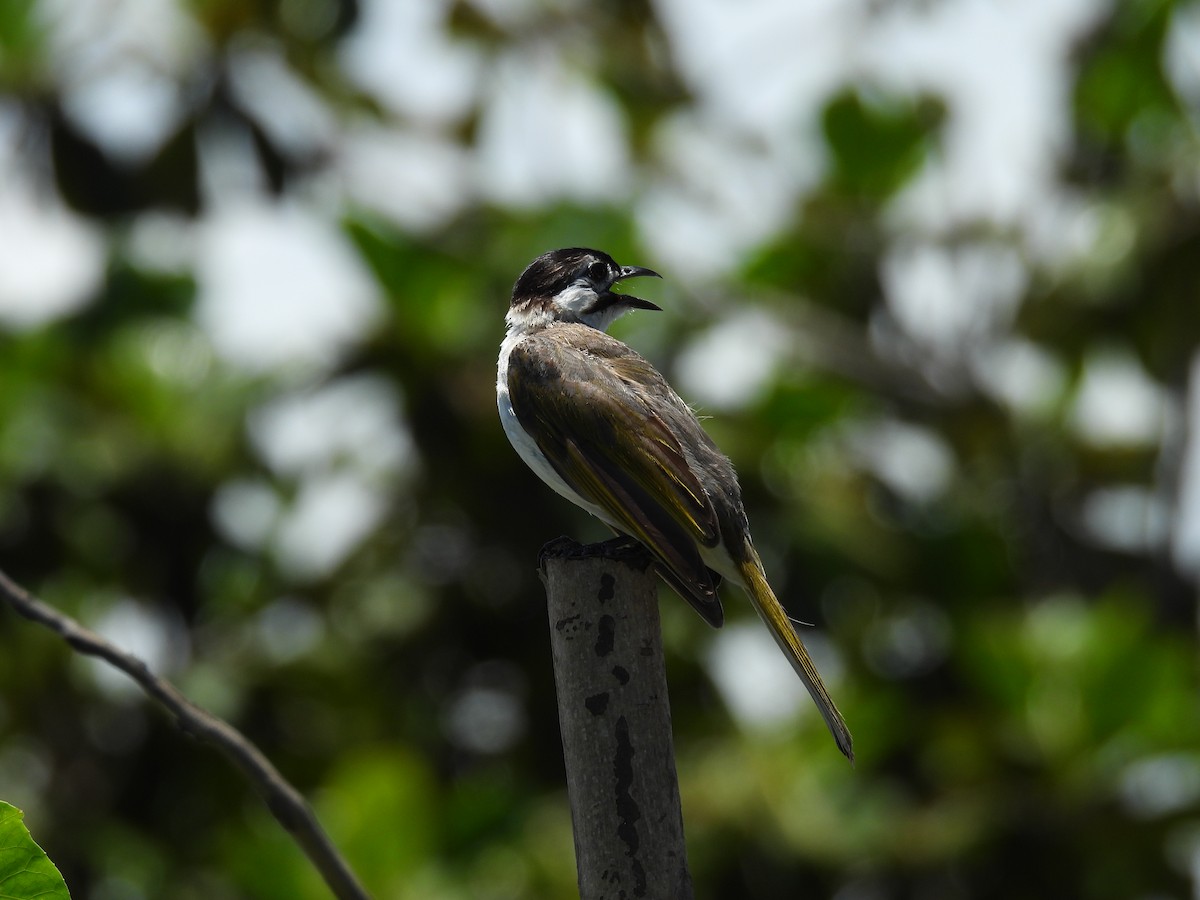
[507,248,661,332]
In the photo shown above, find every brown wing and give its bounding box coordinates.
[509,324,726,627]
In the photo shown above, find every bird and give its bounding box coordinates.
[497,248,852,762]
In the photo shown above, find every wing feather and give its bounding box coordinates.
[509,326,725,626]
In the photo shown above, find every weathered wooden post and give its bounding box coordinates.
[539,536,694,900]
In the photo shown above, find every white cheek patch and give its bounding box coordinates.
[554,282,599,317]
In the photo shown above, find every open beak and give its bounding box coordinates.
[618,265,661,281]
[613,264,663,311]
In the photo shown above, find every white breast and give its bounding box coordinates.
[496,328,618,527]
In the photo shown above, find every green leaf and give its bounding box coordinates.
[1074,0,1179,142]
[0,0,44,83]
[0,801,71,900]
[822,89,943,202]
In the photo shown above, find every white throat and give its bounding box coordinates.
[504,282,632,335]
[496,310,619,529]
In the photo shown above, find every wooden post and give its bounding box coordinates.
[539,536,694,900]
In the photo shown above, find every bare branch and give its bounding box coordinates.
[0,569,370,900]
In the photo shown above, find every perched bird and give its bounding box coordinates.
[497,248,852,761]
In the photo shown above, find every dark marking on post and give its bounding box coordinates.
[541,539,693,898]
[613,715,646,896]
[555,615,582,637]
[595,615,616,657]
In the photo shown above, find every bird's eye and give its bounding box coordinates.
[586,262,609,283]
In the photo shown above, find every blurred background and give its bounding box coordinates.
[1,0,1198,897]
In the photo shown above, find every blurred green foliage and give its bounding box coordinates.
[1,1,1199,899]
[822,90,943,203]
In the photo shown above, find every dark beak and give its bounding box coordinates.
[617,265,661,281]
[613,264,662,311]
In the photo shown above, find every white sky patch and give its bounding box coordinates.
[1079,485,1170,554]
[340,124,472,232]
[649,0,1108,272]
[338,0,481,125]
[83,599,189,698]
[674,310,791,412]
[60,63,187,165]
[638,112,820,280]
[871,0,1109,236]
[475,49,630,207]
[1119,753,1200,819]
[444,685,527,754]
[652,0,858,135]
[243,376,413,578]
[0,183,105,330]
[1025,194,1140,276]
[706,622,805,729]
[843,418,956,504]
[248,375,414,480]
[644,0,848,275]
[273,473,389,580]
[37,0,206,79]
[211,478,283,552]
[196,117,269,200]
[881,240,1028,352]
[971,338,1069,417]
[194,200,383,373]
[1069,347,1171,448]
[635,189,743,282]
[1023,192,1106,272]
[125,211,198,274]
[1166,3,1200,115]
[227,45,338,159]
[466,0,572,29]
[37,0,202,166]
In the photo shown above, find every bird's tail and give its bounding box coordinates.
[737,544,854,763]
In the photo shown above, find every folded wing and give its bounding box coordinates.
[509,325,726,627]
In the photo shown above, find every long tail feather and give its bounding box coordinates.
[737,546,854,763]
